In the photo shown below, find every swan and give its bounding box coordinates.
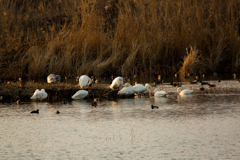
[118,86,134,95]
[177,87,193,95]
[154,88,168,97]
[133,83,147,94]
[79,75,92,88]
[47,74,56,83]
[30,89,48,100]
[110,76,124,89]
[71,90,88,99]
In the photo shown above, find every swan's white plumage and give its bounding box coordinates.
[177,87,193,95]
[30,89,48,100]
[47,74,56,83]
[154,88,168,97]
[79,75,92,88]
[71,90,89,99]
[110,77,124,89]
[118,87,134,95]
[133,84,146,94]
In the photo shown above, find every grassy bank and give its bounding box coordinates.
[1,0,240,80]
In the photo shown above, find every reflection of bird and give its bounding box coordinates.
[177,87,193,95]
[154,88,168,97]
[110,77,124,89]
[79,75,92,88]
[151,105,158,109]
[31,109,39,114]
[30,89,48,101]
[71,90,88,100]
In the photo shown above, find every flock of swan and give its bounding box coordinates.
[30,75,194,102]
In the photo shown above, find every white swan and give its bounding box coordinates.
[133,84,147,94]
[154,88,168,97]
[110,76,124,89]
[177,87,193,95]
[30,89,48,100]
[118,86,134,95]
[71,90,89,99]
[79,75,92,88]
[47,74,56,83]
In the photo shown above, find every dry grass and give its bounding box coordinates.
[1,0,240,80]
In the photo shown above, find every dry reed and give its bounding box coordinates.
[1,0,240,80]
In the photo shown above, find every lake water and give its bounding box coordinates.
[1,81,240,160]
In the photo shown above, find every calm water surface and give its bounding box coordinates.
[1,93,240,159]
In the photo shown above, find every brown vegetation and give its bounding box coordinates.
[1,0,240,80]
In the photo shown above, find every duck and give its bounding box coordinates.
[71,90,88,100]
[170,82,181,87]
[31,109,39,114]
[190,80,198,84]
[92,101,97,107]
[151,105,159,109]
[199,86,205,91]
[154,88,168,97]
[217,80,221,83]
[177,87,193,95]
[55,110,60,114]
[208,84,216,88]
[91,76,101,83]
[199,81,209,85]
[30,89,48,101]
[79,75,92,88]
[47,74,56,83]
[110,76,124,89]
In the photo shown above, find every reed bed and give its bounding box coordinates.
[1,0,240,80]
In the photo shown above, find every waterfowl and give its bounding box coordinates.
[118,85,134,95]
[200,86,204,91]
[71,90,88,100]
[79,75,92,88]
[170,82,181,87]
[152,81,161,87]
[55,75,61,82]
[55,110,60,114]
[154,88,168,97]
[110,76,124,89]
[47,74,56,83]
[199,81,209,85]
[92,101,97,107]
[175,73,179,77]
[190,81,198,84]
[151,105,159,109]
[217,80,221,83]
[31,109,39,114]
[208,84,216,88]
[177,87,193,95]
[237,79,240,83]
[30,89,48,101]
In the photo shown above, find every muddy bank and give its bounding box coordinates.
[0,82,134,104]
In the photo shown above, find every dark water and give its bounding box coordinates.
[1,91,240,159]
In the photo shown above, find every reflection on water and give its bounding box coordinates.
[1,93,240,159]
